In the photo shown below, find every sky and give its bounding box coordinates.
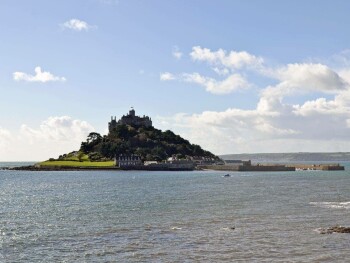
[2,0,350,161]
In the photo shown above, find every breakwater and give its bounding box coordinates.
[287,164,344,171]
[199,164,295,172]
[199,163,344,172]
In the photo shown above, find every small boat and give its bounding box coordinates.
[223,174,230,177]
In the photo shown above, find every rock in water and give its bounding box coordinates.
[329,226,350,233]
[319,226,350,234]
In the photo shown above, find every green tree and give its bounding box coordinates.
[77,152,84,162]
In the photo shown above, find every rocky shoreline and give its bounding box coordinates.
[1,165,121,171]
[2,165,199,172]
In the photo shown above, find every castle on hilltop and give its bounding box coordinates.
[108,108,152,133]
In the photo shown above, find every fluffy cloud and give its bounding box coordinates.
[163,46,349,98]
[160,71,249,94]
[273,63,346,93]
[157,47,350,154]
[0,116,94,161]
[13,67,66,83]
[61,19,95,31]
[190,46,263,69]
[257,63,349,113]
[182,72,249,94]
[0,127,12,141]
[0,127,14,161]
[160,72,175,81]
[0,128,13,155]
[162,46,263,95]
[20,116,93,142]
[156,98,350,154]
[293,98,345,116]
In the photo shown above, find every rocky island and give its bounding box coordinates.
[18,108,219,171]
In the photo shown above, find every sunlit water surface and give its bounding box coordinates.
[1,166,350,262]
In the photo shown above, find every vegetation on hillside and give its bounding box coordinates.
[39,152,114,167]
[78,124,218,162]
[40,160,115,167]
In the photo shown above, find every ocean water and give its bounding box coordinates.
[1,168,350,262]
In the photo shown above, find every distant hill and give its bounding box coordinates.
[220,152,350,163]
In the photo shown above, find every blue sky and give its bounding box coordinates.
[2,0,350,161]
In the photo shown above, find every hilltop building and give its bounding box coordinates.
[109,108,152,133]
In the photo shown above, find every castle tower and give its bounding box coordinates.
[108,116,117,133]
[129,108,135,117]
[108,108,153,134]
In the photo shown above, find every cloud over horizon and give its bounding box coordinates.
[0,116,94,161]
[13,66,66,83]
[157,47,350,154]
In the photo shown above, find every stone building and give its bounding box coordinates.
[109,108,152,133]
[117,154,142,168]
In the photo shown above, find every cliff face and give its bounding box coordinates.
[80,124,218,162]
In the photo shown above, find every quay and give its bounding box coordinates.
[198,164,295,172]
[287,163,344,171]
[199,160,344,172]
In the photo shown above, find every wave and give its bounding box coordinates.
[310,201,350,209]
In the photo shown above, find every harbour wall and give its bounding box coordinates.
[198,165,295,172]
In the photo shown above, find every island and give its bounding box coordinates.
[8,108,344,172]
[23,108,220,171]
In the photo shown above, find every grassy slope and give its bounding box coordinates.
[38,160,115,167]
[38,153,115,168]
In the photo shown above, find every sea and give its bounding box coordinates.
[1,162,350,262]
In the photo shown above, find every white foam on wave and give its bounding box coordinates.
[310,201,350,209]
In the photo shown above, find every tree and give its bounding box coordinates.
[77,152,84,162]
[80,132,102,153]
[87,132,102,144]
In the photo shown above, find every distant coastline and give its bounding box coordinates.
[220,152,350,163]
[1,152,348,172]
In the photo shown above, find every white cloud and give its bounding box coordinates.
[61,19,95,31]
[274,63,347,93]
[0,128,13,156]
[0,117,94,161]
[161,46,262,95]
[13,67,66,83]
[337,69,350,86]
[160,71,250,94]
[182,72,249,94]
[212,67,229,76]
[0,127,12,141]
[157,47,350,154]
[256,63,350,113]
[190,46,263,69]
[160,72,175,81]
[172,46,183,60]
[83,46,350,154]
[156,96,350,154]
[292,98,344,116]
[20,116,93,142]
